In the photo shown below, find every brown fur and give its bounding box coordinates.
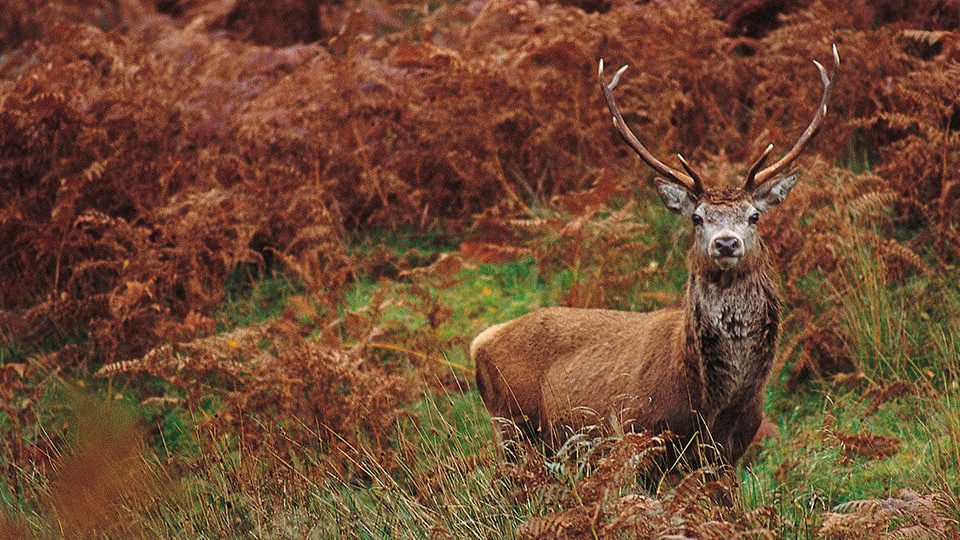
[472,191,782,464]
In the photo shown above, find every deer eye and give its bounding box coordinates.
[749,212,761,225]
[691,214,703,226]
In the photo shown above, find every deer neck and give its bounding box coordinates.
[681,256,781,414]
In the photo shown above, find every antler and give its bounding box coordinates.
[598,60,703,196]
[744,44,840,191]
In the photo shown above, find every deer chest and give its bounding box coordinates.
[697,298,777,408]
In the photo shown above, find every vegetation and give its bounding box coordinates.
[2,0,960,538]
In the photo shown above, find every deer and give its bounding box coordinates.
[472,45,839,464]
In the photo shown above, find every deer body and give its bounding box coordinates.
[474,235,780,462]
[473,46,839,464]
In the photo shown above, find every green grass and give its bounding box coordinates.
[744,381,960,538]
[216,276,302,330]
[300,212,960,538]
[345,255,558,369]
[314,391,520,538]
[315,218,960,537]
[4,215,960,537]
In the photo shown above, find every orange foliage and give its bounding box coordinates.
[1,0,958,500]
[2,0,958,364]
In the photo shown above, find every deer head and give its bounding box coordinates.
[598,45,839,272]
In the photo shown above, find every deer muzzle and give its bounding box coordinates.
[710,235,743,269]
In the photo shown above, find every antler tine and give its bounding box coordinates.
[677,154,704,195]
[749,44,840,189]
[743,143,774,192]
[598,59,699,194]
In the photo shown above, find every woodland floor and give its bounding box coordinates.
[2,0,960,538]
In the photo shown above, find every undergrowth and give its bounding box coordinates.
[3,0,960,538]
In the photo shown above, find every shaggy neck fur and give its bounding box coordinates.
[681,242,781,415]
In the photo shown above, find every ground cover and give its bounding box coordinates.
[2,0,960,537]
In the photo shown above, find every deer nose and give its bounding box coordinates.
[714,236,740,257]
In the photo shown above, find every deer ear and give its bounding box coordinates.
[751,172,798,212]
[654,178,697,216]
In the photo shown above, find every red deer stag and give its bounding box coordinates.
[473,46,839,464]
